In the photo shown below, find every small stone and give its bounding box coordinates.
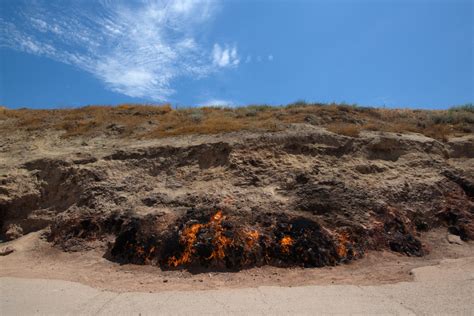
[163,279,168,283]
[447,234,464,245]
[0,246,15,256]
[4,224,23,241]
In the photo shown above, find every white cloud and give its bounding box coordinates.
[170,0,195,14]
[268,54,274,61]
[197,99,236,107]
[0,0,238,101]
[212,43,240,68]
[245,55,252,63]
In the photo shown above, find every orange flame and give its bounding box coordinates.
[134,245,158,265]
[168,222,203,267]
[336,232,349,258]
[244,229,259,249]
[168,210,233,267]
[212,210,223,222]
[280,235,293,254]
[207,210,232,260]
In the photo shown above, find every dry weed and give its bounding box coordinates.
[327,124,361,137]
[1,103,471,141]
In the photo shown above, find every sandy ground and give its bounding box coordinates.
[1,255,473,315]
[0,228,473,293]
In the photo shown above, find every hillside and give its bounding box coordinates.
[0,103,473,288]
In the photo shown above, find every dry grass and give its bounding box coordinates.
[326,123,361,137]
[0,103,472,142]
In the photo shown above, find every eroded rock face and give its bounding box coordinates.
[1,127,473,270]
[447,135,474,158]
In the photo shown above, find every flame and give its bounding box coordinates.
[207,210,232,261]
[244,230,259,249]
[336,232,357,258]
[168,210,233,267]
[125,211,363,268]
[280,235,293,254]
[133,245,158,265]
[168,222,203,267]
[212,210,223,222]
[336,232,351,258]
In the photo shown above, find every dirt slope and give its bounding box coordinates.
[1,115,473,272]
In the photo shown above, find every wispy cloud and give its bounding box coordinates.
[212,43,240,68]
[0,0,238,101]
[197,98,236,107]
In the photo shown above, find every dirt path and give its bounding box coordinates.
[2,256,473,315]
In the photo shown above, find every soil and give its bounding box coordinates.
[1,122,473,290]
[0,228,472,292]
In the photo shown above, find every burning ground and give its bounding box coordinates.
[0,113,473,273]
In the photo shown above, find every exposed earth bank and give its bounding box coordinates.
[1,123,473,282]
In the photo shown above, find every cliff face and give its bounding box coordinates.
[1,123,473,270]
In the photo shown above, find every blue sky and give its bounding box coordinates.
[0,0,472,109]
